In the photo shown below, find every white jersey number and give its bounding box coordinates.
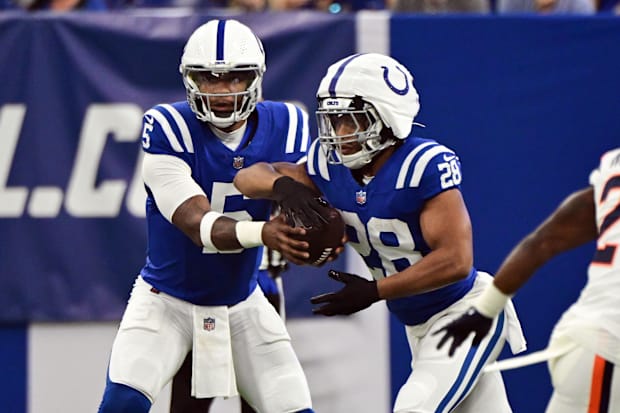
[438,159,462,189]
[341,211,422,279]
[593,176,620,265]
[202,182,252,255]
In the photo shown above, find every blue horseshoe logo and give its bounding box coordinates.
[382,65,409,96]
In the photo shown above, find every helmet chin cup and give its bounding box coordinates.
[341,150,372,170]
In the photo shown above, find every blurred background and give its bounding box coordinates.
[0,6,618,413]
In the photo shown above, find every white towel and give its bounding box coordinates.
[191,305,238,398]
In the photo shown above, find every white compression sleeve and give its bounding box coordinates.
[142,153,205,223]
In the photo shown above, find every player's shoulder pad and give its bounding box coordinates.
[601,147,620,171]
[261,100,310,155]
[395,138,459,190]
[305,138,332,182]
[142,102,195,155]
[590,147,620,185]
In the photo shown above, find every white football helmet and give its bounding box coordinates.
[180,19,266,128]
[316,53,420,169]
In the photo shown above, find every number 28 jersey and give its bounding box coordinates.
[139,101,309,306]
[306,136,476,326]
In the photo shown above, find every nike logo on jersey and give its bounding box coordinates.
[443,154,456,162]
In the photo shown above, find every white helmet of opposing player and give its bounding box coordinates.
[316,53,420,169]
[180,19,266,128]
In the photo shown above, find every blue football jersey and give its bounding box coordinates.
[140,101,310,306]
[307,137,476,325]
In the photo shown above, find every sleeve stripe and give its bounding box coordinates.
[409,145,452,188]
[160,104,194,153]
[307,139,330,181]
[395,141,435,189]
[307,138,319,176]
[145,108,184,153]
[300,108,310,151]
[284,102,298,154]
[317,141,330,181]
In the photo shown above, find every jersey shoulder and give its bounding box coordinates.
[590,148,620,213]
[254,101,311,160]
[305,136,462,191]
[392,137,462,198]
[589,148,620,188]
[597,148,620,176]
[306,137,332,182]
[141,101,197,157]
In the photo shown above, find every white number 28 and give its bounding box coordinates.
[438,159,462,189]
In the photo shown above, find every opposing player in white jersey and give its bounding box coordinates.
[234,52,527,412]
[435,148,620,413]
[98,19,316,413]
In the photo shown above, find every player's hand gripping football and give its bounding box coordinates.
[272,176,330,229]
[433,308,493,357]
[311,270,380,316]
[261,214,312,265]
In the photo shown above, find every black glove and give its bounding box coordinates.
[433,307,493,357]
[310,270,380,316]
[272,176,328,229]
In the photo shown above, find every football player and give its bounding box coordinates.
[435,148,620,413]
[234,52,527,412]
[98,19,315,413]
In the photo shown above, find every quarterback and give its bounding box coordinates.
[98,19,315,413]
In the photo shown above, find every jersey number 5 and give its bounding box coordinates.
[203,182,252,255]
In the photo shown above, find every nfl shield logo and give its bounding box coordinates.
[355,190,367,205]
[203,317,216,331]
[232,156,244,170]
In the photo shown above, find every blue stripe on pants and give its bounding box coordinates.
[436,311,505,413]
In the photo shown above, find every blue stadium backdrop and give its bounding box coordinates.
[0,10,618,413]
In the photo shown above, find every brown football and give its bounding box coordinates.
[295,206,346,266]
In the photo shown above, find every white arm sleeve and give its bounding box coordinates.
[142,153,205,223]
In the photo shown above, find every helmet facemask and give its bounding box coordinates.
[182,65,262,128]
[317,97,393,170]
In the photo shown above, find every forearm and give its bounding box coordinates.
[377,247,472,300]
[494,187,597,295]
[478,187,597,315]
[172,195,264,250]
[492,234,553,295]
[471,238,545,318]
[233,162,282,199]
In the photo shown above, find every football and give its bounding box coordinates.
[295,206,346,266]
